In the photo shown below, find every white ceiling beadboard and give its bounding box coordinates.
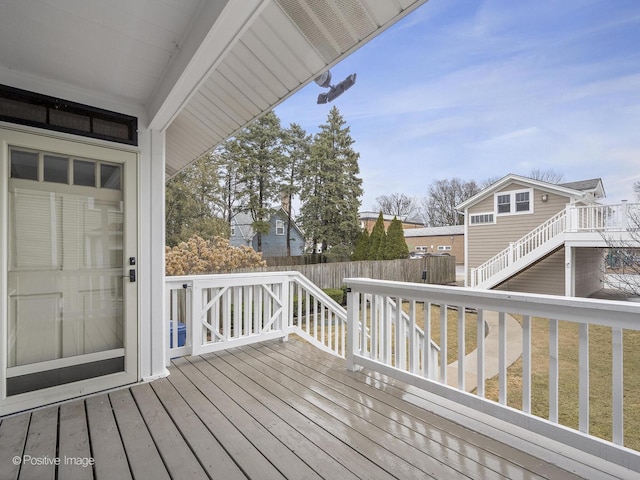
[0,0,203,106]
[0,0,428,178]
[164,0,429,177]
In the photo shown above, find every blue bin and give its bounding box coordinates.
[169,321,186,348]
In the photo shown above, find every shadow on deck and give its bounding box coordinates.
[0,338,634,479]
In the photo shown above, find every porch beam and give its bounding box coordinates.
[147,0,267,132]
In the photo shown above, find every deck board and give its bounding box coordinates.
[0,412,30,480]
[85,394,132,480]
[172,356,324,480]
[57,401,93,480]
[180,355,365,480]
[20,407,57,480]
[2,337,634,479]
[150,376,247,479]
[109,388,170,480]
[278,338,571,479]
[225,345,464,479]
[130,383,210,480]
[242,341,515,479]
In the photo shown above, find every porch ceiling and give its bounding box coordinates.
[0,0,429,178]
[163,0,429,177]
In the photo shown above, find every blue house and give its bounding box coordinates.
[230,209,305,257]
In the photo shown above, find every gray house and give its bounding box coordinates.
[230,209,305,257]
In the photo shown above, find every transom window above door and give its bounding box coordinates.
[10,147,121,190]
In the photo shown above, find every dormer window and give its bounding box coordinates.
[495,188,533,215]
[497,194,511,213]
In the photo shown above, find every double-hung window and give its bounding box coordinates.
[515,191,530,212]
[275,219,285,235]
[497,195,511,214]
[495,188,533,215]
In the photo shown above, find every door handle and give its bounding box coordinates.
[124,269,136,282]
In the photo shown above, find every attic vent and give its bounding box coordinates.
[275,0,376,63]
[0,84,137,146]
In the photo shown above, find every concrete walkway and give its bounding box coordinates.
[445,311,523,392]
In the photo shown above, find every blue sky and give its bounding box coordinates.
[275,0,640,211]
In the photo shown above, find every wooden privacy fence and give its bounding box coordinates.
[227,256,456,289]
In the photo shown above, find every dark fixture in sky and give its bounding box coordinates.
[315,71,357,104]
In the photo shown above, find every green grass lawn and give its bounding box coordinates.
[483,316,640,451]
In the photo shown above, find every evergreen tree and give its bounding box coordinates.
[282,123,310,256]
[352,229,370,261]
[231,111,285,252]
[377,229,389,260]
[165,154,228,246]
[367,212,386,260]
[385,217,409,260]
[299,106,363,255]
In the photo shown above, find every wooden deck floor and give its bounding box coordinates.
[0,338,631,480]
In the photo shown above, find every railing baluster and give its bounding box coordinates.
[522,315,531,414]
[409,300,417,374]
[549,318,559,423]
[384,296,392,365]
[458,306,465,391]
[579,323,589,434]
[305,290,310,335]
[321,299,326,345]
[612,327,624,445]
[499,311,507,405]
[476,309,485,398]
[423,302,432,379]
[360,294,369,357]
[372,295,380,361]
[440,304,447,384]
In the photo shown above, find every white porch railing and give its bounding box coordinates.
[166,272,345,361]
[166,271,438,368]
[345,277,640,467]
[471,202,640,288]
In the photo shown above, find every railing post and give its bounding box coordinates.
[280,276,290,341]
[508,242,515,265]
[190,279,202,354]
[565,204,574,232]
[346,286,359,371]
[620,200,628,231]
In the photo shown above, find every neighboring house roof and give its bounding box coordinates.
[359,211,423,225]
[231,208,304,243]
[456,173,604,211]
[231,212,256,244]
[404,225,464,238]
[559,178,605,198]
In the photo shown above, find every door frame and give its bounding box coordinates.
[0,125,139,415]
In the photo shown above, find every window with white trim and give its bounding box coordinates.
[494,188,533,215]
[515,191,530,212]
[416,246,428,251]
[470,212,495,225]
[230,225,236,236]
[437,245,451,251]
[275,219,285,235]
[497,194,510,213]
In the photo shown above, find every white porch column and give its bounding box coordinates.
[140,128,169,380]
[565,245,575,297]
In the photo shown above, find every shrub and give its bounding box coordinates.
[322,288,345,305]
[166,235,266,275]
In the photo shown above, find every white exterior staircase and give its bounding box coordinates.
[471,202,639,289]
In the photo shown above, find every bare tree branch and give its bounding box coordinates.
[372,193,419,218]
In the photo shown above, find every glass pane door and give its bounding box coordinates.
[6,147,133,395]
